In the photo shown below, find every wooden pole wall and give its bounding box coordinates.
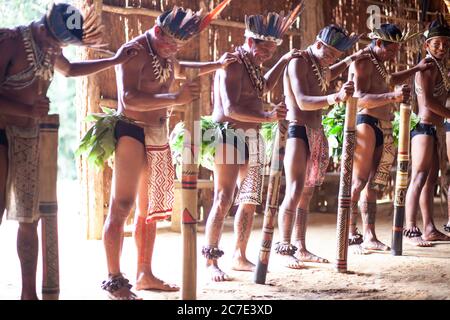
[181,69,200,300]
[76,0,105,240]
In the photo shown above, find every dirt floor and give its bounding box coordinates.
[0,181,449,300]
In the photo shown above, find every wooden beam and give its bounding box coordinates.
[76,0,105,241]
[362,0,450,18]
[102,4,302,37]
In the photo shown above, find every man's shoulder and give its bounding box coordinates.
[0,28,20,60]
[286,55,309,77]
[120,36,148,66]
[223,53,244,76]
[0,27,20,45]
[417,61,438,81]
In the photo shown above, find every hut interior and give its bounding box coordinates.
[1,0,450,302]
[77,0,449,240]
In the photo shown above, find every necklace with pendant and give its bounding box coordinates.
[23,26,54,83]
[368,46,392,86]
[307,47,329,93]
[426,50,450,96]
[145,32,172,83]
[237,46,266,98]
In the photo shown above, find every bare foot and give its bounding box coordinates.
[423,229,450,242]
[403,227,433,247]
[362,239,390,251]
[207,265,231,282]
[105,286,141,300]
[349,243,369,255]
[281,255,305,269]
[404,235,433,247]
[101,275,142,300]
[295,249,329,263]
[136,274,179,292]
[348,232,367,255]
[231,256,255,272]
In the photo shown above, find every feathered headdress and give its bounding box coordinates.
[368,24,421,44]
[45,2,105,47]
[244,1,304,46]
[424,13,450,41]
[156,0,231,44]
[316,25,360,52]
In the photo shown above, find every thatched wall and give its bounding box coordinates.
[77,0,447,239]
[77,0,310,239]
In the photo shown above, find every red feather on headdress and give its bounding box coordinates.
[199,0,232,32]
[280,1,304,35]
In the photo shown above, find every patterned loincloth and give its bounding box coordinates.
[144,125,175,223]
[5,124,41,223]
[305,126,329,187]
[369,119,395,192]
[233,130,266,206]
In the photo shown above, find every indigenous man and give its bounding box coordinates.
[100,3,236,299]
[0,3,140,300]
[404,16,450,246]
[348,23,433,254]
[276,25,361,268]
[203,8,303,282]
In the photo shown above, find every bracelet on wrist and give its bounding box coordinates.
[343,56,352,67]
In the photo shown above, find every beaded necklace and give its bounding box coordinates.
[1,26,54,91]
[307,47,329,93]
[368,46,392,86]
[426,50,450,96]
[237,46,266,98]
[145,31,173,83]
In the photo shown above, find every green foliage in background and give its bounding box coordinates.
[392,110,420,148]
[76,108,125,170]
[170,116,277,173]
[322,102,420,163]
[322,102,346,163]
[1,0,78,180]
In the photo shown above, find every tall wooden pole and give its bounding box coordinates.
[76,0,105,240]
[335,90,358,273]
[181,70,200,300]
[254,119,289,284]
[391,102,411,256]
[39,115,60,300]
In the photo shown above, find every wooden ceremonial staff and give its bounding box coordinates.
[39,115,60,300]
[335,75,358,273]
[391,101,411,256]
[181,69,200,300]
[254,118,289,284]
